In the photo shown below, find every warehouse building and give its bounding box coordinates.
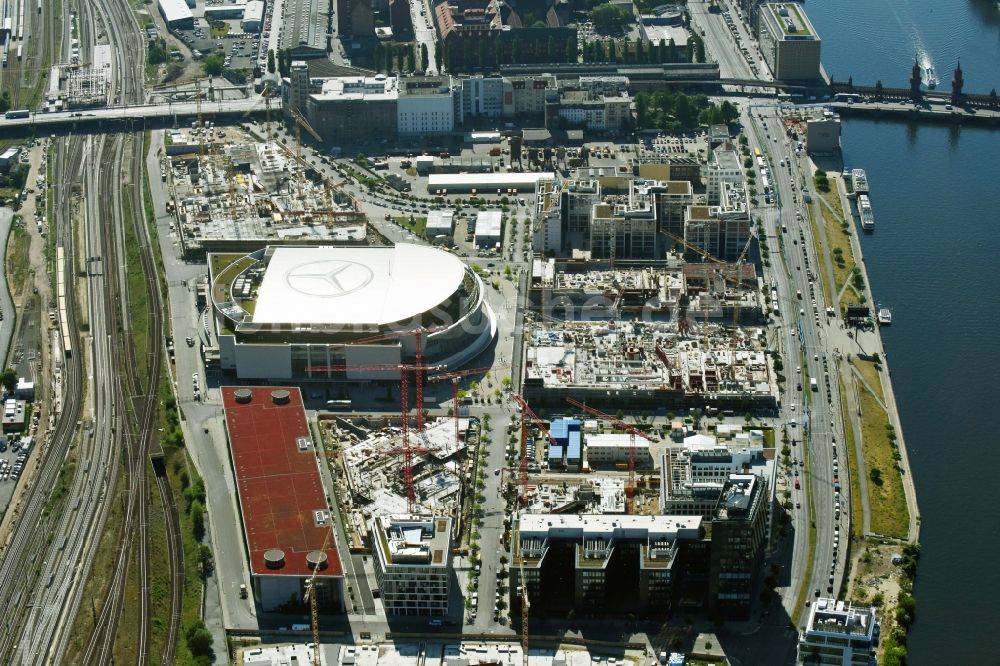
[242,0,265,32]
[210,244,496,380]
[280,0,331,58]
[474,210,503,249]
[223,387,345,612]
[157,0,194,30]
[425,209,455,241]
[370,514,452,616]
[427,172,555,195]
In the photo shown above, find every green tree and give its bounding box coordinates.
[185,620,214,657]
[191,499,206,539]
[407,45,417,72]
[0,368,16,392]
[435,40,444,71]
[267,48,276,74]
[591,4,630,30]
[202,53,225,76]
[420,43,429,72]
[565,36,577,62]
[0,91,10,114]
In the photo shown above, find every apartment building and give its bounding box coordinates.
[371,514,452,616]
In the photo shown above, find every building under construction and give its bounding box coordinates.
[44,44,112,111]
[336,416,473,514]
[521,319,778,409]
[529,258,764,324]
[165,135,371,257]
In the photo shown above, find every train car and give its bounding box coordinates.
[57,246,71,357]
[15,43,21,60]
[37,0,41,13]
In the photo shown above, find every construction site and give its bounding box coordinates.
[529,258,764,324]
[520,318,778,409]
[163,128,377,256]
[43,44,112,111]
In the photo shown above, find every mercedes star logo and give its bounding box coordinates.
[285,260,375,298]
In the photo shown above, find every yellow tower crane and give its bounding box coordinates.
[303,527,335,666]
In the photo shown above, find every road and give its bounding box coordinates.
[688,0,760,82]
[409,0,438,74]
[0,97,268,131]
[743,103,849,627]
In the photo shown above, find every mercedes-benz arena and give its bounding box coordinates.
[210,244,497,379]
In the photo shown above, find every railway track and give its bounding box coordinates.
[0,134,87,663]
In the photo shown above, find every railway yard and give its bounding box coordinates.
[0,0,921,663]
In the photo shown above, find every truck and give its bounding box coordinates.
[810,378,818,391]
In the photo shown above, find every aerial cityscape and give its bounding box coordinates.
[0,0,995,664]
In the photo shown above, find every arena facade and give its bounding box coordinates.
[210,244,496,379]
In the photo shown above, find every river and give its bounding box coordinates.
[801,1,1000,663]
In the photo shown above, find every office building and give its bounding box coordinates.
[371,514,452,616]
[757,3,821,80]
[502,75,558,118]
[397,76,457,135]
[585,433,654,469]
[707,473,770,619]
[798,598,879,665]
[533,179,563,254]
[511,514,703,616]
[706,146,743,205]
[460,75,505,120]
[547,90,632,131]
[298,73,399,145]
[683,187,751,262]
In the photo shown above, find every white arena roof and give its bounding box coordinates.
[253,244,467,326]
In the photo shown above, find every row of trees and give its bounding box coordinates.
[442,35,576,73]
[581,36,683,64]
[634,90,738,131]
[372,42,430,74]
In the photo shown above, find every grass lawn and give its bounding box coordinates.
[857,383,909,539]
[5,220,31,299]
[839,376,865,540]
[807,206,833,306]
[839,284,865,313]
[818,193,857,295]
[394,215,427,238]
[850,356,884,401]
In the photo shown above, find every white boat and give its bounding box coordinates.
[851,168,869,194]
[858,194,875,231]
[877,307,892,325]
[925,66,937,89]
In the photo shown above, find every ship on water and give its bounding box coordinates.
[878,306,892,326]
[851,168,869,194]
[925,65,937,89]
[858,194,875,231]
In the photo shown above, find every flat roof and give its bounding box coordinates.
[428,172,555,189]
[474,210,502,237]
[252,244,466,326]
[518,513,702,540]
[158,0,193,23]
[764,2,818,39]
[223,386,343,578]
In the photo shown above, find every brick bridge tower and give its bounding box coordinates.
[951,61,964,106]
[910,56,922,100]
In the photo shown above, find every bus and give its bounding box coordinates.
[4,109,29,119]
[753,147,762,158]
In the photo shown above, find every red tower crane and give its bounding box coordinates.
[511,395,551,506]
[564,397,655,514]
[426,366,491,449]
